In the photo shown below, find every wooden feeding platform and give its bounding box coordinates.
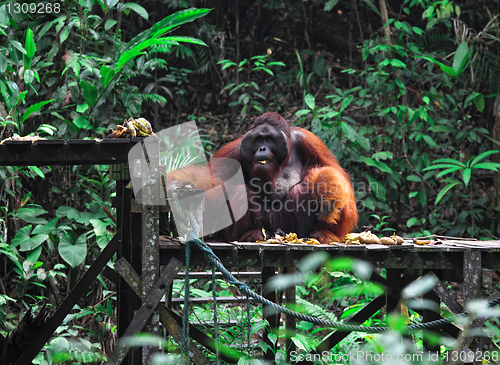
[2,139,500,365]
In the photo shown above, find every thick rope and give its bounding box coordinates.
[186,233,500,333]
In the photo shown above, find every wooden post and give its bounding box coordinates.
[463,251,484,363]
[262,267,279,362]
[141,138,160,364]
[284,266,296,360]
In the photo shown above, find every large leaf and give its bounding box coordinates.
[14,206,48,224]
[462,168,471,186]
[32,217,59,235]
[435,181,461,204]
[59,233,87,268]
[11,225,48,251]
[122,2,148,20]
[79,80,98,107]
[20,100,54,125]
[452,42,470,75]
[24,28,36,68]
[470,150,499,167]
[125,8,210,51]
[100,65,116,89]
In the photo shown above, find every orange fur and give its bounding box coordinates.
[167,112,358,243]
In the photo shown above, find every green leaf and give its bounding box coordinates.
[436,166,462,178]
[473,93,485,112]
[462,168,471,186]
[73,117,92,130]
[30,166,45,179]
[11,40,27,55]
[421,55,455,77]
[56,206,73,217]
[452,42,470,75]
[125,8,211,52]
[324,0,340,11]
[304,94,315,110]
[123,3,148,19]
[15,206,48,224]
[472,162,500,171]
[360,156,393,173]
[32,217,59,235]
[66,208,81,220]
[105,19,117,31]
[26,245,42,262]
[0,54,7,73]
[435,181,461,204]
[339,95,353,112]
[58,233,87,268]
[432,158,466,166]
[390,59,406,68]
[11,225,48,251]
[24,28,36,67]
[372,151,393,161]
[412,26,424,35]
[422,134,437,148]
[79,80,98,107]
[20,100,54,125]
[341,121,357,142]
[76,104,89,113]
[100,65,116,89]
[59,27,70,44]
[470,150,499,167]
[407,175,422,182]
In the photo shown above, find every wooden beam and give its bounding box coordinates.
[14,231,121,365]
[106,258,182,365]
[115,258,243,364]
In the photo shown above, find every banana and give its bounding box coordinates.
[114,125,127,138]
[131,118,150,137]
[137,118,153,134]
[124,119,136,137]
[107,129,118,138]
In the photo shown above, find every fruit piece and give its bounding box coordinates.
[359,231,380,244]
[131,118,149,136]
[137,117,153,134]
[413,239,431,245]
[391,234,404,245]
[380,237,396,245]
[124,119,136,137]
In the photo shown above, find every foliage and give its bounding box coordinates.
[219,55,285,117]
[2,0,500,363]
[0,3,210,137]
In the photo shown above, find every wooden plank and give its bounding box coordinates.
[106,258,182,365]
[0,140,141,166]
[14,231,121,365]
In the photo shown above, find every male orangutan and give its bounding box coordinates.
[167,112,358,243]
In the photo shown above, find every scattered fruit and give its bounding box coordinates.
[107,117,156,138]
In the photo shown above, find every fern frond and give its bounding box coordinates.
[296,297,338,323]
